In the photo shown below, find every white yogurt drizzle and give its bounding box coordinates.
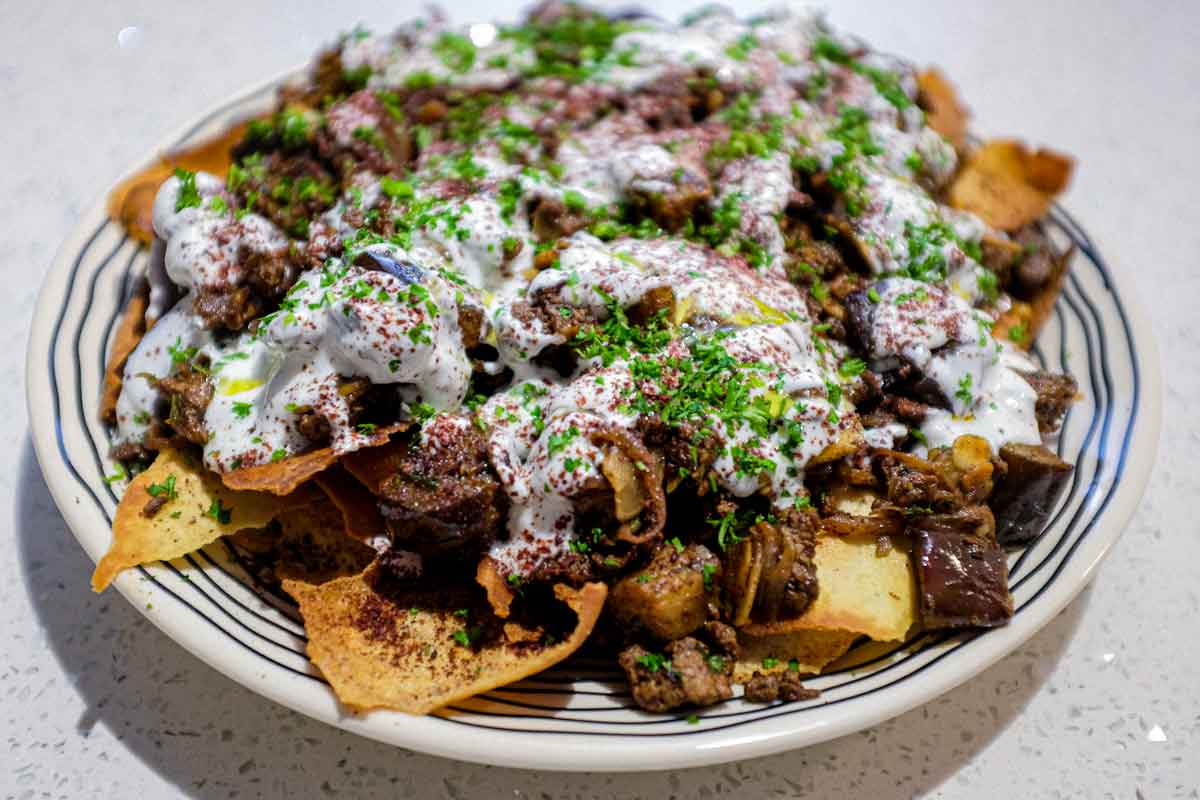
[866,278,1042,454]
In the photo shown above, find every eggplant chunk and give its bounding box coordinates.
[843,288,875,352]
[914,514,1013,629]
[991,443,1073,546]
[610,543,718,641]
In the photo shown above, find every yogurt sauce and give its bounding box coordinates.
[866,278,1042,453]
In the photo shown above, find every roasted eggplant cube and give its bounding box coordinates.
[609,543,718,641]
[915,528,1013,629]
[991,443,1073,546]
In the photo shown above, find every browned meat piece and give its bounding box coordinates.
[316,90,413,177]
[244,249,301,304]
[609,542,719,641]
[846,367,881,406]
[619,645,688,712]
[980,234,1023,285]
[235,152,338,238]
[1020,370,1078,432]
[723,507,819,625]
[880,452,958,509]
[376,422,507,558]
[155,363,213,445]
[912,506,1013,629]
[618,636,733,712]
[193,285,262,332]
[623,74,705,130]
[636,416,719,489]
[1008,233,1064,298]
[665,637,733,707]
[789,240,846,278]
[627,170,711,231]
[743,670,819,703]
[110,440,153,463]
[189,241,304,333]
[880,394,928,425]
[529,196,590,241]
[306,48,353,103]
[991,443,1073,546]
[458,304,485,351]
[701,620,739,660]
[822,509,905,538]
[627,286,675,327]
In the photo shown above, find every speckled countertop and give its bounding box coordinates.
[2,1,1198,797]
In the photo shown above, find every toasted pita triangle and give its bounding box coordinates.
[221,423,408,496]
[93,447,308,591]
[742,534,917,643]
[284,569,606,714]
[100,281,149,424]
[948,140,1074,231]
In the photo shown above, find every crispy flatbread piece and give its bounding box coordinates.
[340,434,409,492]
[948,140,1074,231]
[227,501,375,587]
[733,629,859,681]
[100,281,150,424]
[285,570,607,714]
[93,447,306,591]
[221,424,407,495]
[314,465,387,544]
[735,534,917,677]
[917,68,969,150]
[275,503,377,584]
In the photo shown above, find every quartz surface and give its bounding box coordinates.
[2,0,1198,797]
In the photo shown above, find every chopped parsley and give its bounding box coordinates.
[955,373,974,407]
[635,652,671,673]
[205,498,232,525]
[547,425,580,455]
[838,357,867,379]
[146,474,178,501]
[173,168,202,211]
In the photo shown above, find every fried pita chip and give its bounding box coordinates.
[275,503,377,584]
[733,534,916,678]
[284,569,607,714]
[314,465,387,544]
[93,447,307,591]
[227,501,375,589]
[917,68,969,150]
[100,280,150,424]
[733,629,858,681]
[340,433,409,492]
[742,533,917,643]
[222,423,407,495]
[107,121,254,243]
[948,140,1074,231]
